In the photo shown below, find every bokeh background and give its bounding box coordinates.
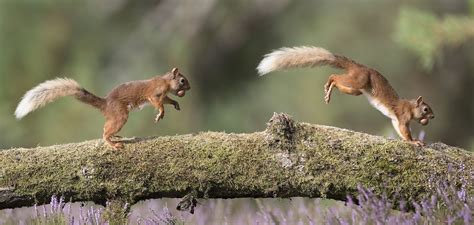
[1,0,473,150]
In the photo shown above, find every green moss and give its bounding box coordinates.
[0,113,472,209]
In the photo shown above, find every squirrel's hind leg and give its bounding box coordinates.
[325,74,348,103]
[324,74,366,103]
[102,110,129,150]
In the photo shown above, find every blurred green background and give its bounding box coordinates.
[0,0,473,150]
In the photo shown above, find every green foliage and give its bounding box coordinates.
[395,7,474,69]
[29,214,66,225]
[102,200,130,225]
[394,7,440,69]
[471,0,474,15]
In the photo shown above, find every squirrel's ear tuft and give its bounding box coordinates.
[416,96,423,106]
[172,68,179,78]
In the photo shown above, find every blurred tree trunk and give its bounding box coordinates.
[432,0,474,148]
[433,46,474,147]
[0,113,472,210]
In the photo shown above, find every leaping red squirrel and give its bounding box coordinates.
[257,46,434,146]
[15,67,191,149]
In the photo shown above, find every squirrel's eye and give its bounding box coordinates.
[423,107,428,112]
[179,78,185,84]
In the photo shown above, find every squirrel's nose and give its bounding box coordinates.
[430,114,435,119]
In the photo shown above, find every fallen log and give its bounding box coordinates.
[0,113,472,209]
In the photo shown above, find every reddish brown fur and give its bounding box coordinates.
[79,68,190,149]
[323,56,434,146]
[259,47,435,146]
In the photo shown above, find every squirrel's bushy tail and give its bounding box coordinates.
[15,78,105,119]
[257,46,355,75]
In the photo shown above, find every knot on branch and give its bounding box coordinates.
[265,113,297,151]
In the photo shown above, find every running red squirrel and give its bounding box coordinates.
[15,67,191,149]
[257,46,434,146]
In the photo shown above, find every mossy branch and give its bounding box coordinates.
[0,113,472,209]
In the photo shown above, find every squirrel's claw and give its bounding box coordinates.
[155,112,164,123]
[324,82,334,104]
[174,103,181,111]
[324,94,331,104]
[113,142,124,150]
[409,139,425,147]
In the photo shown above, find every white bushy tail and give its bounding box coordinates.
[257,46,337,75]
[15,78,80,119]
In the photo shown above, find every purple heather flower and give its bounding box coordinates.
[34,204,39,218]
[59,196,65,211]
[69,216,74,225]
[42,204,47,218]
[50,195,56,214]
[123,202,129,211]
[79,204,84,223]
[418,130,425,141]
[447,215,455,225]
[462,204,472,224]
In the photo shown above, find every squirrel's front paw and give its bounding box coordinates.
[409,139,425,147]
[174,103,181,111]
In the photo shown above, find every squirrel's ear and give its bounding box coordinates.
[171,67,179,79]
[416,96,423,106]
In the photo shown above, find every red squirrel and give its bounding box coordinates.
[257,46,434,146]
[15,67,191,149]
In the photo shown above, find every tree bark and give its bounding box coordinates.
[0,113,472,210]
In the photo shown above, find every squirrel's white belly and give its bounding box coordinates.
[361,90,396,120]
